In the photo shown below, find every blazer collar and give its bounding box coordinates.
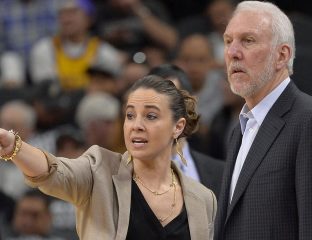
[175,164,214,239]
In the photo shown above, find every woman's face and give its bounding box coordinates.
[124,88,183,162]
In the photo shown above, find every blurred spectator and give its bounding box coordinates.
[141,42,170,68]
[5,189,66,240]
[30,80,84,130]
[176,4,214,38]
[86,62,119,96]
[148,63,193,93]
[204,77,244,160]
[0,100,57,200]
[0,52,25,89]
[116,62,150,98]
[52,126,83,240]
[30,0,126,91]
[0,100,57,153]
[157,0,208,22]
[0,100,36,141]
[174,34,224,133]
[75,93,125,152]
[0,190,15,237]
[177,0,233,69]
[94,0,177,56]
[205,0,234,68]
[55,126,86,158]
[49,199,78,240]
[0,0,60,63]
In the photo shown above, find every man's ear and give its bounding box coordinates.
[276,44,291,71]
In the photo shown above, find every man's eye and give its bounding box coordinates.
[224,38,232,45]
[244,38,254,44]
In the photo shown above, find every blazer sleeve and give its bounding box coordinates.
[24,145,118,206]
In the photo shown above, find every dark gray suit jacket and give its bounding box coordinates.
[191,149,224,199]
[214,82,312,239]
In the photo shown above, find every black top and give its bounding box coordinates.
[126,180,191,240]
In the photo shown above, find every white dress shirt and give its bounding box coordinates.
[172,141,200,182]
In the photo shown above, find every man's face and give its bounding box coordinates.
[223,10,276,101]
[176,35,212,92]
[58,7,90,37]
[13,197,51,236]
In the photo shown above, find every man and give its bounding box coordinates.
[175,34,224,130]
[75,93,125,153]
[0,100,57,200]
[215,1,312,239]
[30,0,126,90]
[149,63,224,198]
[0,190,15,235]
[7,189,67,239]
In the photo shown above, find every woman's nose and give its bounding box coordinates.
[132,117,145,131]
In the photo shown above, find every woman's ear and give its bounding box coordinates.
[174,118,186,138]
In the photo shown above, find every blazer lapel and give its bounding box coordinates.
[226,82,297,222]
[184,193,211,239]
[112,152,133,240]
[173,164,214,240]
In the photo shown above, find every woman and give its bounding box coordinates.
[0,75,216,239]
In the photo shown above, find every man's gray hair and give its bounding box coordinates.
[76,93,120,129]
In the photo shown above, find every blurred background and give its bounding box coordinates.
[0,0,311,239]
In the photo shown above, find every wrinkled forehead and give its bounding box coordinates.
[225,10,272,37]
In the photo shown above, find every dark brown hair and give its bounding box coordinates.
[127,75,199,138]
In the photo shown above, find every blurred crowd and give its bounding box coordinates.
[0,0,311,239]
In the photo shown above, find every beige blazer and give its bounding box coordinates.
[25,145,216,240]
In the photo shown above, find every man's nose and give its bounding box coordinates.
[226,41,243,60]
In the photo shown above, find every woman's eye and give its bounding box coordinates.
[146,114,157,120]
[126,113,134,120]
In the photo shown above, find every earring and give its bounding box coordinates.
[175,138,187,166]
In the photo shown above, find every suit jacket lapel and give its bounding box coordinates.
[223,125,242,203]
[226,115,285,220]
[215,125,242,233]
[112,152,133,240]
[226,82,297,222]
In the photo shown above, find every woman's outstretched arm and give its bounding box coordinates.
[0,128,48,177]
